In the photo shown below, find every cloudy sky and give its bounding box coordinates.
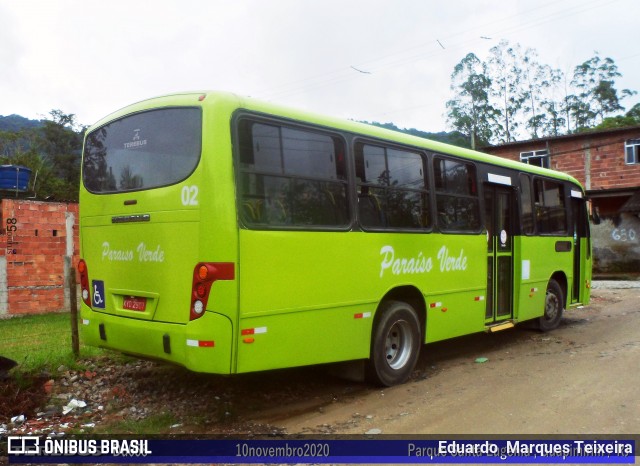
[1,0,638,133]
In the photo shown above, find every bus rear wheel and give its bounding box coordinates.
[538,279,564,331]
[366,300,421,386]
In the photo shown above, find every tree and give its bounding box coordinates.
[519,49,563,139]
[570,52,637,129]
[593,103,640,130]
[37,110,85,200]
[446,53,499,148]
[0,109,84,201]
[487,41,526,143]
[626,103,640,120]
[447,46,638,143]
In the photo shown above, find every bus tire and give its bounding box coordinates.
[366,300,421,386]
[538,279,564,332]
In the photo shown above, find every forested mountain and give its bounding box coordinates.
[360,121,472,148]
[0,114,43,132]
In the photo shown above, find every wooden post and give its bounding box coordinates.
[68,265,79,357]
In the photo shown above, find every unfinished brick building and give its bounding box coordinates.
[0,199,79,316]
[484,125,640,276]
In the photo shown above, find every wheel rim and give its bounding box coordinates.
[545,291,559,321]
[384,319,414,370]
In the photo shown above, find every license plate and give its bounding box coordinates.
[123,296,146,311]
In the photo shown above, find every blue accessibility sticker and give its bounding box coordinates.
[92,280,106,309]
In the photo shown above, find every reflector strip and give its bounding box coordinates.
[186,339,215,347]
[474,296,485,301]
[430,302,442,308]
[241,327,267,335]
[354,312,372,319]
[530,288,538,292]
[82,319,90,325]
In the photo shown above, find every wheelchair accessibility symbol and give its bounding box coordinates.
[92,280,105,309]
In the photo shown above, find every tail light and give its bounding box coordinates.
[190,262,234,321]
[78,259,91,307]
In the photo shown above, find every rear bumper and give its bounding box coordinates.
[80,306,234,374]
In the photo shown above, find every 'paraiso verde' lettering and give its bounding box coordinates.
[379,245,468,278]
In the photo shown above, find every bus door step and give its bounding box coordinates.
[486,320,515,333]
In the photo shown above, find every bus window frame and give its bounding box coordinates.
[232,111,353,232]
[82,106,203,195]
[353,137,433,234]
[431,153,482,235]
[531,176,568,236]
[518,172,535,236]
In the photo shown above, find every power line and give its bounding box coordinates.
[257,0,625,105]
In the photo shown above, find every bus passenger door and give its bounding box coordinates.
[484,184,515,323]
[571,196,588,304]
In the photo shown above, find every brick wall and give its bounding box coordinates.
[484,126,640,276]
[484,126,640,191]
[0,199,79,316]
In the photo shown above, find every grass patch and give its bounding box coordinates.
[0,312,103,373]
[95,412,179,434]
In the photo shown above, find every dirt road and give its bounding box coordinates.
[258,285,640,435]
[5,285,639,438]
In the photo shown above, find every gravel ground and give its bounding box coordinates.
[2,282,638,437]
[591,280,640,289]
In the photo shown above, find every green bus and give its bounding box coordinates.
[78,91,592,386]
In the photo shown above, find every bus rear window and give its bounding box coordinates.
[83,108,202,193]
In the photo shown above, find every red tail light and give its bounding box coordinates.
[190,262,234,321]
[78,259,91,307]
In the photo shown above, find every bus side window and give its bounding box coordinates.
[520,174,534,234]
[237,119,348,228]
[354,142,429,230]
[534,178,567,235]
[433,156,480,232]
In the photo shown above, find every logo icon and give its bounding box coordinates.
[123,128,147,149]
[8,436,40,455]
[92,280,105,309]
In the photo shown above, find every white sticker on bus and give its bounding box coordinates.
[488,173,512,186]
[181,185,199,206]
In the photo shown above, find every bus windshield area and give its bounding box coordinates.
[83,107,202,193]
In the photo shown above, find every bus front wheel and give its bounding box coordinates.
[538,279,564,332]
[366,300,421,386]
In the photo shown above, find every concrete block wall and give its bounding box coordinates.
[0,199,79,316]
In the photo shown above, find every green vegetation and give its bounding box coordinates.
[359,120,472,148]
[0,312,102,373]
[94,412,179,435]
[0,110,84,201]
[446,43,638,146]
